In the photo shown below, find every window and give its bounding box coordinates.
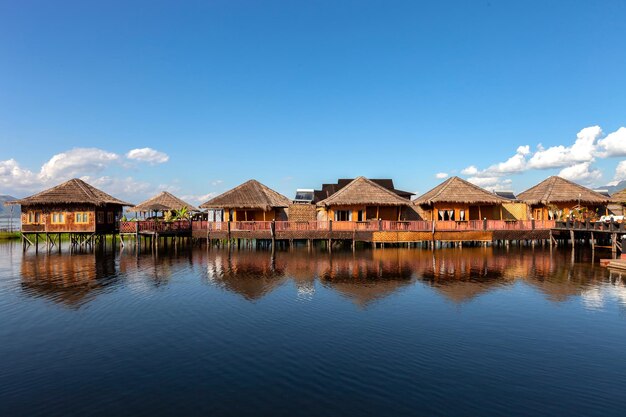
[438,209,455,221]
[97,212,104,224]
[51,212,65,224]
[75,212,89,224]
[208,209,224,222]
[25,211,42,224]
[459,210,466,221]
[107,212,114,224]
[334,210,352,221]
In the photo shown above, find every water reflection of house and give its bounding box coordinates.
[204,250,288,301]
[406,248,513,303]
[523,259,607,302]
[20,252,118,308]
[118,251,193,286]
[318,251,415,307]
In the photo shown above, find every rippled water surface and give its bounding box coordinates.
[1,242,626,416]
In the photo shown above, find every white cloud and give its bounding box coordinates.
[211,180,223,186]
[126,148,169,164]
[466,176,512,191]
[486,145,529,175]
[527,126,601,169]
[0,147,166,200]
[83,176,153,202]
[558,162,602,184]
[1,148,121,193]
[612,160,626,183]
[435,172,448,179]
[461,166,478,175]
[459,126,626,190]
[461,146,530,180]
[0,159,41,193]
[39,148,119,181]
[184,192,217,204]
[157,183,181,193]
[597,127,626,157]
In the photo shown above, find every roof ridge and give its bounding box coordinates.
[430,177,453,200]
[72,178,96,200]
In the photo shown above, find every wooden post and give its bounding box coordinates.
[612,233,617,257]
[328,220,333,253]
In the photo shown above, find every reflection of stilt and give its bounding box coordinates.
[591,232,595,251]
[591,248,595,264]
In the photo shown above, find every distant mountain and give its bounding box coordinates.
[0,195,19,218]
[598,181,626,195]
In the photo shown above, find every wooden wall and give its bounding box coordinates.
[502,202,528,220]
[319,205,406,221]
[288,204,317,222]
[21,204,122,233]
[432,203,505,221]
[225,208,287,221]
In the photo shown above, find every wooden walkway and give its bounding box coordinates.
[182,219,555,246]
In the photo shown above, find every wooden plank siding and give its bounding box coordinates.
[20,204,122,233]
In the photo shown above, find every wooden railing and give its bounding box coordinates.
[190,219,555,232]
[434,220,484,231]
[275,221,330,231]
[119,221,138,233]
[120,220,191,233]
[555,220,624,232]
[231,221,272,231]
[22,219,561,234]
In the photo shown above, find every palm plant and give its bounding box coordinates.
[173,206,190,221]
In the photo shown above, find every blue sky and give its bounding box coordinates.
[1,0,625,202]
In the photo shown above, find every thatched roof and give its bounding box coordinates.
[313,178,413,203]
[517,176,610,205]
[413,176,507,206]
[130,191,199,212]
[611,188,626,203]
[316,176,410,207]
[9,178,132,207]
[199,179,290,210]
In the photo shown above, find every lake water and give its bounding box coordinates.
[1,242,626,416]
